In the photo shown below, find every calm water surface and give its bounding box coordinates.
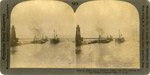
[10,38,140,68]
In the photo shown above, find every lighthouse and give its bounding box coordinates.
[75,25,82,46]
[10,25,18,46]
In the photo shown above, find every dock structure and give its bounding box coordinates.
[10,25,18,46]
[75,25,82,46]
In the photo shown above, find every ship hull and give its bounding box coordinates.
[31,39,47,44]
[50,38,60,44]
[115,38,125,43]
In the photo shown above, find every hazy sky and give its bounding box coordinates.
[11,0,139,39]
[76,1,139,39]
[11,1,75,38]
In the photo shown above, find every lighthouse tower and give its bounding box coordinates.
[10,25,18,46]
[75,25,82,46]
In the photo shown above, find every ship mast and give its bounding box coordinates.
[53,30,58,39]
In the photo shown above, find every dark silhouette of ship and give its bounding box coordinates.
[98,35,113,43]
[88,35,113,44]
[115,30,125,43]
[31,36,48,44]
[50,30,60,44]
[10,25,18,46]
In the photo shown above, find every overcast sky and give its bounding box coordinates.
[11,0,139,40]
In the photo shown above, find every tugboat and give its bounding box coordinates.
[50,30,60,44]
[115,30,125,43]
[10,25,18,47]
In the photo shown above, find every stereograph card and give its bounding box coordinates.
[0,0,150,74]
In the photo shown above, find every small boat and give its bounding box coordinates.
[115,30,125,43]
[87,35,112,44]
[50,30,60,44]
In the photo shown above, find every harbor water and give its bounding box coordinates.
[10,38,140,68]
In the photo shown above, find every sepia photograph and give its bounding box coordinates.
[10,0,140,68]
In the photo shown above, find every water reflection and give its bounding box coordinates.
[75,46,82,66]
[76,46,81,54]
[10,47,17,55]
